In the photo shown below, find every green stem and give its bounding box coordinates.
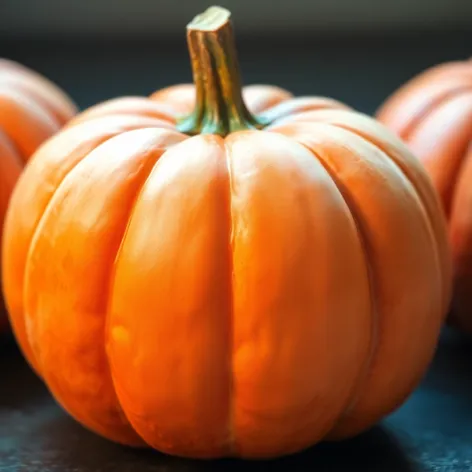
[177,6,265,136]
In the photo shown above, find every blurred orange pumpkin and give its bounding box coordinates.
[377,59,472,332]
[0,59,77,329]
[3,6,451,459]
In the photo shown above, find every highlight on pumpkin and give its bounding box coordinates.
[0,4,452,462]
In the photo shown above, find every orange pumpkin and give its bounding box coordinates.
[377,59,472,332]
[3,6,451,459]
[0,58,77,329]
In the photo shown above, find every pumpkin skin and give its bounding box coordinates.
[0,59,77,329]
[3,7,451,459]
[376,59,472,332]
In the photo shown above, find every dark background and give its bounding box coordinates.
[0,0,471,115]
[1,1,472,471]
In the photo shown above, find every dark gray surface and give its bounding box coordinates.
[1,329,472,471]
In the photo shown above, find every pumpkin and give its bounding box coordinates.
[2,6,451,459]
[0,59,77,330]
[376,59,472,332]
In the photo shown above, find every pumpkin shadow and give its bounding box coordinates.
[0,335,47,409]
[422,327,472,396]
[4,412,416,472]
[208,428,416,472]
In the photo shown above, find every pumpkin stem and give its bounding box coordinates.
[176,6,265,136]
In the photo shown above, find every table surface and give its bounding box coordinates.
[1,329,472,471]
[1,32,472,471]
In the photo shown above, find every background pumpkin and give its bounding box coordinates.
[2,6,451,459]
[0,58,78,330]
[376,58,472,333]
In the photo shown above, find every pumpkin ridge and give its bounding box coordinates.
[294,109,451,316]
[339,126,447,393]
[67,97,177,128]
[223,139,237,456]
[0,61,78,123]
[0,127,23,167]
[104,131,189,448]
[261,97,349,126]
[103,176,160,448]
[409,92,472,219]
[6,128,135,375]
[1,76,76,126]
[337,123,451,316]
[292,139,379,438]
[16,154,97,374]
[0,82,63,129]
[401,87,472,142]
[101,134,232,456]
[68,114,176,133]
[299,127,444,437]
[222,131,375,455]
[23,130,175,445]
[376,62,472,134]
[241,84,293,115]
[0,85,60,161]
[103,168,175,448]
